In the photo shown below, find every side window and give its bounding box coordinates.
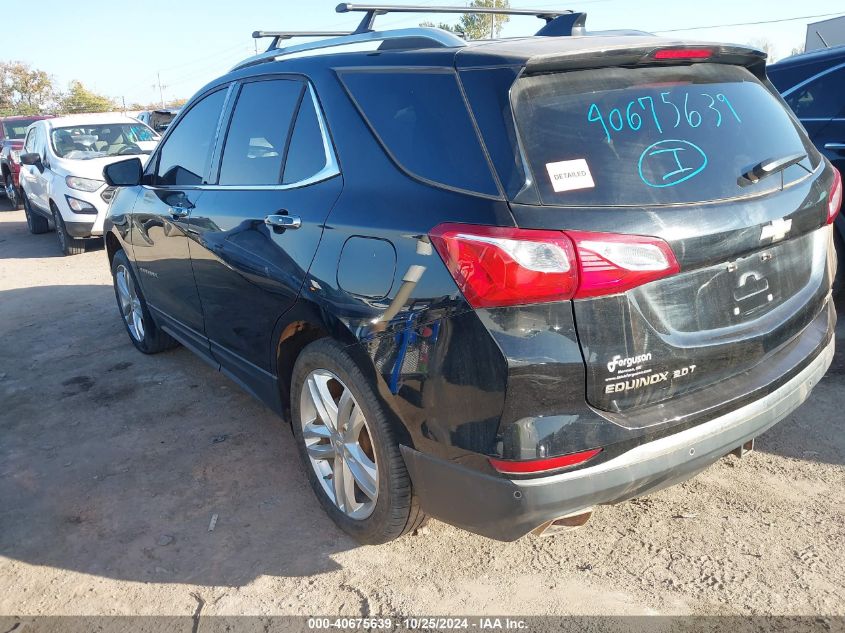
[34,126,46,156]
[156,89,226,186]
[283,90,329,184]
[23,128,36,154]
[785,68,845,118]
[339,70,499,196]
[218,79,303,186]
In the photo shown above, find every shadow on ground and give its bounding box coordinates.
[754,304,845,467]
[0,284,356,588]
[0,217,104,260]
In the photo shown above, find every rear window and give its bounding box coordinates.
[513,64,818,206]
[339,69,499,197]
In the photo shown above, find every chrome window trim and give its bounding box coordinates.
[145,81,339,192]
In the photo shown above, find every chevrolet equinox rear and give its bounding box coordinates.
[102,5,839,543]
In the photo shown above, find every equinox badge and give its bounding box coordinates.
[760,218,792,243]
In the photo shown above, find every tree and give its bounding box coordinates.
[59,81,115,114]
[0,61,57,116]
[748,37,776,60]
[420,0,511,41]
[127,97,188,112]
[419,20,464,36]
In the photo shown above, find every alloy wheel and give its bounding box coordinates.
[299,369,379,519]
[115,265,145,342]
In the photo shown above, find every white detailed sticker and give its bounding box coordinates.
[545,159,595,193]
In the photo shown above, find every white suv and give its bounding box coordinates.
[19,113,159,255]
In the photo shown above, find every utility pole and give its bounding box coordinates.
[155,72,166,108]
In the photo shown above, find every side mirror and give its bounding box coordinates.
[20,153,42,167]
[103,158,143,187]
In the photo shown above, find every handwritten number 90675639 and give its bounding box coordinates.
[587,91,742,143]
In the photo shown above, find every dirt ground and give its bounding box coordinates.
[1,201,844,618]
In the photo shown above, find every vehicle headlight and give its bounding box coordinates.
[10,150,20,164]
[65,195,98,214]
[65,176,104,192]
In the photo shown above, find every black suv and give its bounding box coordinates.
[768,45,845,294]
[102,4,840,543]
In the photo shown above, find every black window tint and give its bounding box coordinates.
[459,66,528,201]
[219,79,304,186]
[340,70,498,196]
[514,64,818,206]
[785,68,845,118]
[156,89,226,186]
[283,91,327,184]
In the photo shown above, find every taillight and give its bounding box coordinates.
[828,167,842,225]
[489,448,602,475]
[567,230,681,299]
[429,224,578,308]
[652,48,714,60]
[430,224,679,308]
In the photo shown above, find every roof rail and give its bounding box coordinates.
[253,30,355,50]
[336,3,574,34]
[238,3,590,69]
[234,27,467,70]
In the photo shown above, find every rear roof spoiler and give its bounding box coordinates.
[522,43,768,77]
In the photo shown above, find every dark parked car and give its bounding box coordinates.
[1,114,54,209]
[101,4,840,543]
[769,45,845,294]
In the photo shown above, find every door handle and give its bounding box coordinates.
[264,214,301,230]
[824,142,845,152]
[169,205,190,219]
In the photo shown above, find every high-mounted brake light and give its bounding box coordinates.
[430,224,680,308]
[489,448,603,475]
[652,48,714,61]
[828,167,842,225]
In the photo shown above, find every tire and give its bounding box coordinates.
[110,249,179,354]
[23,194,49,234]
[3,172,22,210]
[291,338,427,544]
[51,204,86,256]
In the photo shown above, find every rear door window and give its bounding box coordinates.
[218,79,304,186]
[513,64,818,206]
[339,69,499,197]
[282,91,328,185]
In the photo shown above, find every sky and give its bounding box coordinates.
[1,0,843,108]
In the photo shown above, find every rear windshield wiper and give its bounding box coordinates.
[739,152,808,186]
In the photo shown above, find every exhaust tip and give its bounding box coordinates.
[532,508,593,537]
[731,438,755,459]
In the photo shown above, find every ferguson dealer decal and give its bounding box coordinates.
[604,352,696,394]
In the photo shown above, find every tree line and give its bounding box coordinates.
[0,61,185,117]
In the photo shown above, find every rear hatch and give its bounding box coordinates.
[463,47,834,416]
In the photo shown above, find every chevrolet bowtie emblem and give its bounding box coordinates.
[760,218,792,243]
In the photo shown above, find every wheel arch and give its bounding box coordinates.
[272,298,358,415]
[271,298,415,449]
[105,230,123,266]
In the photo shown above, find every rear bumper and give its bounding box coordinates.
[401,335,835,541]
